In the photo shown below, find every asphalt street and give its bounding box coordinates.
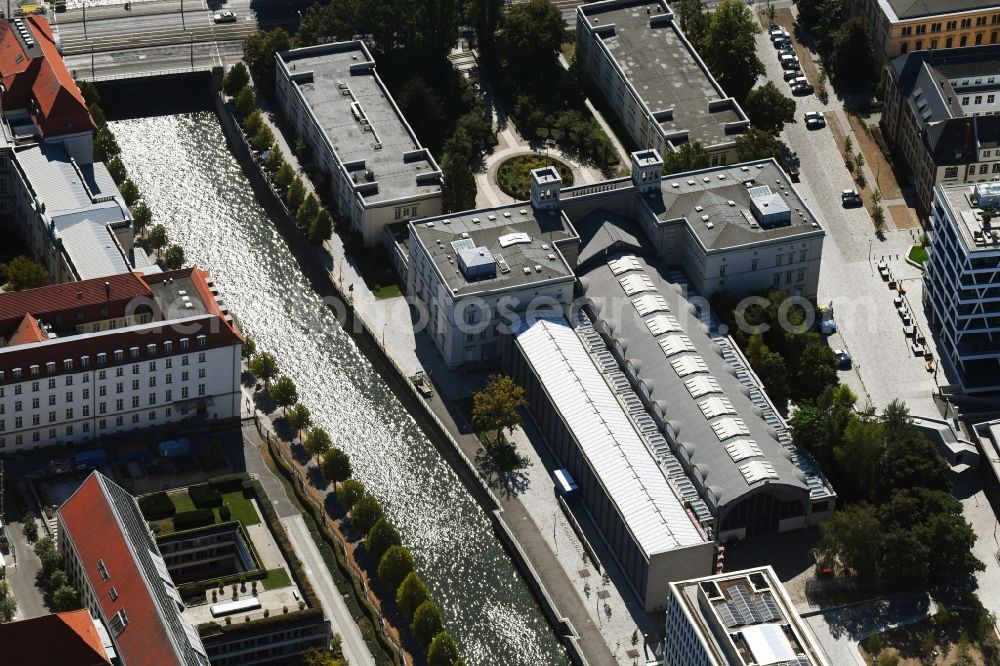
[3,511,46,621]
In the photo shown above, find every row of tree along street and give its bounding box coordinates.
[710,290,984,591]
[245,341,466,666]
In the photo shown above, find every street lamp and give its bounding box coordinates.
[381,321,387,348]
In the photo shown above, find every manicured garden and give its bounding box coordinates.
[908,245,929,265]
[140,477,261,536]
[496,154,574,201]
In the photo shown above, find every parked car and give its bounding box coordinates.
[789,76,808,87]
[769,25,788,37]
[783,69,802,82]
[841,189,863,207]
[833,349,853,369]
[213,10,237,22]
[772,33,791,46]
[780,55,800,70]
[777,46,795,56]
[804,111,826,129]
[791,82,815,96]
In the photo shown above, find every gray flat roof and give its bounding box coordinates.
[149,276,211,318]
[410,204,577,297]
[646,160,823,251]
[580,0,747,149]
[579,253,834,513]
[882,0,999,20]
[16,143,131,280]
[939,183,1000,251]
[278,43,440,204]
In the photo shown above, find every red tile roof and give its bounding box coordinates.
[59,473,182,666]
[0,17,94,138]
[0,609,111,666]
[8,313,46,346]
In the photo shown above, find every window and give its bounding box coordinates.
[751,259,758,271]
[993,164,1000,173]
[930,39,938,48]
[981,164,990,174]
[116,382,123,394]
[180,338,190,350]
[109,609,128,637]
[48,378,55,389]
[165,390,172,401]
[97,559,109,581]
[114,350,123,362]
[110,587,118,601]
[799,250,807,262]
[148,361,156,372]
[197,335,206,347]
[131,396,139,408]
[31,414,38,426]
[970,165,978,175]
[198,384,206,397]
[82,405,89,417]
[132,379,139,391]
[99,402,107,415]
[48,395,55,406]
[65,425,73,436]
[797,269,805,282]
[947,20,957,30]
[901,26,912,36]
[48,411,55,423]
[115,399,123,411]
[65,375,73,386]
[116,367,124,377]
[149,377,157,388]
[149,393,157,406]
[776,254,783,266]
[165,358,173,369]
[31,431,39,442]
[166,374,172,385]
[31,398,38,409]
[14,401,20,412]
[131,414,139,424]
[131,364,139,375]
[946,37,953,47]
[976,96,983,104]
[961,18,971,28]
[915,24,926,34]
[989,95,996,104]
[14,417,21,428]
[915,39,922,50]
[149,411,157,421]
[976,33,983,45]
[773,273,781,286]
[719,265,727,277]
[785,270,793,284]
[961,35,968,46]
[182,372,189,382]
[931,22,941,32]
[198,352,206,363]
[198,368,206,378]
[13,385,20,395]
[181,387,189,399]
[116,416,124,426]
[182,356,189,366]
[65,408,73,420]
[31,381,38,392]
[99,386,107,397]
[98,370,106,380]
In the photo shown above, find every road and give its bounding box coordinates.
[241,424,376,666]
[64,40,242,79]
[3,510,47,620]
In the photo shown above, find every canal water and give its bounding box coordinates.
[111,112,569,666]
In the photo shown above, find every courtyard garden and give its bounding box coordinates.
[497,154,574,201]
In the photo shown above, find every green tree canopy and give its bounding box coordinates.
[264,145,285,172]
[148,224,169,256]
[472,374,527,447]
[48,569,69,593]
[120,179,141,207]
[814,503,881,579]
[2,256,49,291]
[396,571,431,618]
[377,545,415,590]
[274,163,295,190]
[427,632,461,666]
[412,600,444,649]
[664,142,711,175]
[497,0,565,87]
[89,102,107,128]
[830,17,875,92]
[441,148,477,213]
[322,447,352,489]
[336,479,366,510]
[287,403,311,441]
[250,351,279,389]
[287,177,306,211]
[756,352,789,410]
[52,585,81,612]
[351,493,383,536]
[132,201,153,236]
[735,127,786,167]
[790,404,832,469]
[365,517,402,564]
[466,0,505,60]
[77,80,101,106]
[163,244,186,270]
[305,426,332,462]
[309,209,334,244]
[397,77,447,153]
[702,0,764,102]
[676,0,709,47]
[271,375,298,413]
[94,125,121,162]
[242,28,291,96]
[244,109,264,135]
[107,155,127,184]
[224,62,250,97]
[790,342,838,403]
[241,335,257,361]
[22,512,38,542]
[297,193,320,228]
[0,580,17,622]
[252,124,275,153]
[744,82,797,135]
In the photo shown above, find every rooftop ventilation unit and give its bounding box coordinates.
[495,253,511,273]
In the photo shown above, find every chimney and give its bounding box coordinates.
[76,289,82,299]
[105,280,110,300]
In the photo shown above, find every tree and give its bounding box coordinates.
[466,0,505,61]
[663,142,711,175]
[365,517,402,564]
[264,145,285,172]
[702,0,764,102]
[250,351,279,390]
[497,0,565,81]
[756,352,789,410]
[834,416,884,503]
[242,28,291,96]
[412,600,444,649]
[305,426,332,463]
[397,78,447,153]
[351,493,383,536]
[48,569,69,592]
[287,177,306,211]
[814,503,881,579]
[148,224,169,258]
[132,201,153,238]
[34,536,61,576]
[223,62,251,97]
[790,342,838,403]
[396,571,431,618]
[0,580,17,623]
[336,479,365,510]
[301,647,346,666]
[244,109,264,135]
[322,447,352,490]
[2,256,49,291]
[287,403,311,441]
[427,632,460,666]
[89,102,106,127]
[472,375,527,447]
[377,545,415,590]
[77,80,101,106]
[252,124,275,153]
[441,149,477,213]
[163,244,185,270]
[296,193,320,228]
[271,375,298,414]
[235,86,257,118]
[241,335,257,361]
[94,125,121,162]
[52,585,81,611]
[119,179,141,208]
[743,82,796,135]
[790,404,832,468]
[309,209,334,244]
[830,18,875,92]
[274,163,295,190]
[22,512,38,542]
[676,0,709,47]
[107,156,127,184]
[735,128,786,167]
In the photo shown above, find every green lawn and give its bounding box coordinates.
[262,567,292,590]
[170,490,196,513]
[222,491,260,526]
[908,245,929,264]
[350,246,402,300]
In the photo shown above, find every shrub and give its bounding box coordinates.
[189,484,223,509]
[365,518,401,564]
[139,492,175,520]
[377,545,415,591]
[219,505,231,521]
[427,632,460,665]
[412,601,444,649]
[350,494,383,536]
[173,509,215,531]
[396,571,430,618]
[209,474,248,494]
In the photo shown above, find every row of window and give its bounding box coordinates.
[943,163,1000,179]
[960,94,997,106]
[0,355,207,397]
[901,15,1000,37]
[0,336,208,382]
[0,385,206,431]
[900,30,998,52]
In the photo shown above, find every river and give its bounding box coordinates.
[111,111,569,666]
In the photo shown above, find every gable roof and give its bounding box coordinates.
[9,313,46,345]
[58,472,209,666]
[0,17,94,138]
[0,609,111,666]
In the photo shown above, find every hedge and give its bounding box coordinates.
[173,509,215,531]
[178,567,268,603]
[208,474,248,494]
[189,484,223,509]
[139,492,175,520]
